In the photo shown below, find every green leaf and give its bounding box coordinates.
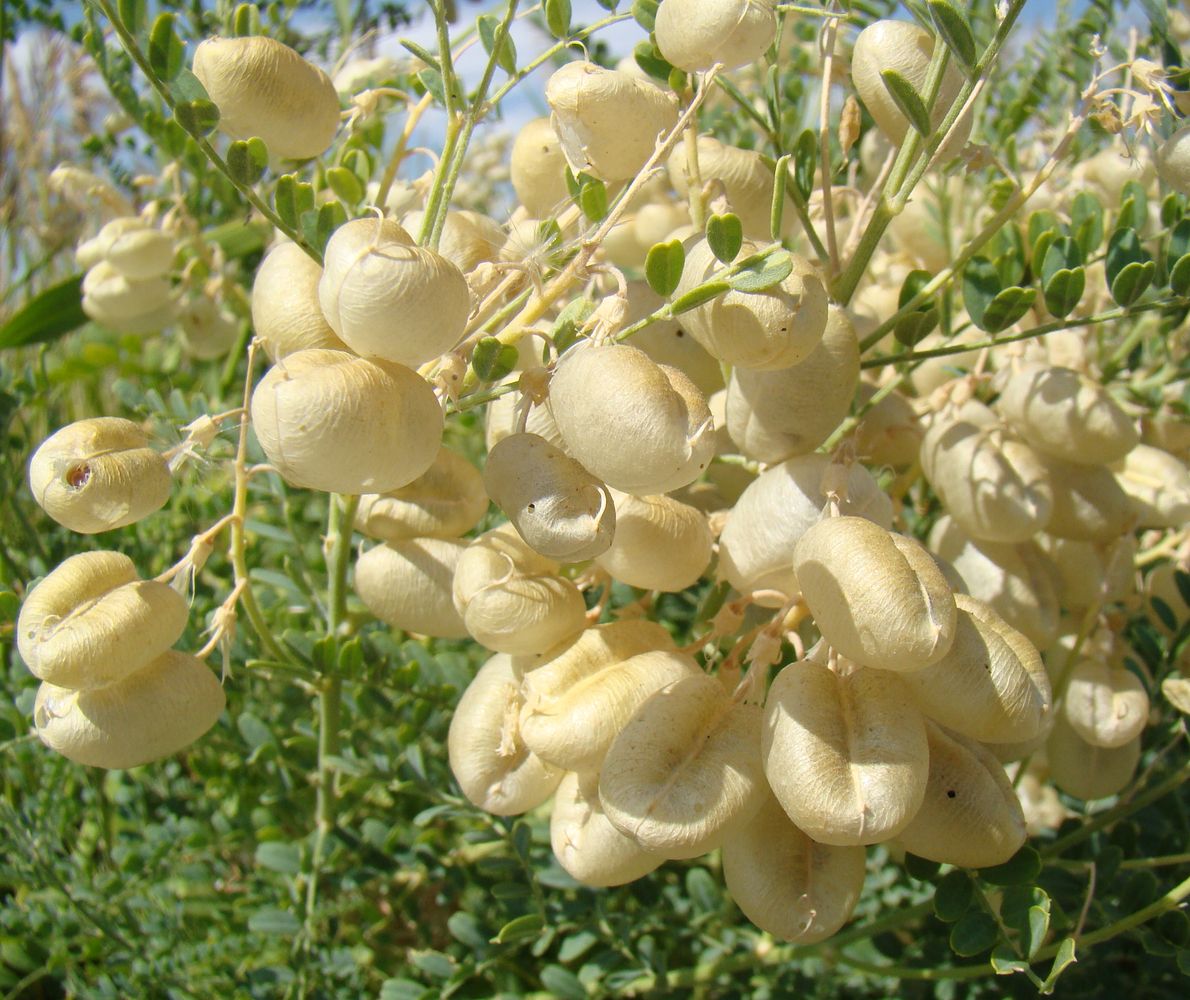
[990,946,1030,976]
[248,908,301,935]
[447,912,488,950]
[633,40,673,82]
[793,129,816,202]
[1040,236,1082,287]
[254,841,301,875]
[326,166,364,206]
[686,867,720,913]
[176,98,220,137]
[1170,254,1190,296]
[227,138,268,185]
[167,68,209,105]
[980,286,1036,333]
[1110,260,1155,306]
[927,0,977,69]
[905,852,942,881]
[410,951,455,979]
[477,14,517,76]
[880,69,933,136]
[1039,938,1077,994]
[980,845,1042,886]
[962,256,1001,328]
[706,214,743,264]
[1117,179,1149,233]
[728,250,793,293]
[1000,885,1050,959]
[417,67,447,107]
[949,911,999,957]
[671,281,730,314]
[933,871,974,922]
[1169,218,1190,262]
[540,965,587,1000]
[577,176,608,222]
[471,337,518,382]
[400,39,441,73]
[493,913,544,944]
[894,308,939,346]
[117,0,146,35]
[631,0,659,33]
[148,12,185,81]
[770,153,791,241]
[645,239,686,297]
[1071,191,1105,256]
[0,274,86,349]
[379,978,430,1000]
[545,0,572,39]
[558,930,598,963]
[1043,267,1085,318]
[274,175,300,230]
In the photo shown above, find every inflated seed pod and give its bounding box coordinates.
[896,721,1027,868]
[400,209,503,274]
[249,349,443,495]
[793,516,957,672]
[447,653,562,815]
[34,650,225,769]
[666,136,789,239]
[594,489,711,592]
[545,61,679,182]
[1075,145,1155,204]
[1111,443,1190,529]
[18,551,188,691]
[1063,658,1149,749]
[485,391,566,451]
[28,417,172,534]
[1040,534,1137,610]
[899,595,1051,745]
[81,261,174,322]
[1046,711,1140,800]
[178,298,240,360]
[550,771,665,887]
[654,0,776,72]
[191,35,340,160]
[625,283,724,396]
[1146,562,1190,639]
[719,455,893,602]
[354,538,468,638]
[600,673,767,859]
[1157,124,1190,195]
[92,216,175,280]
[251,242,348,360]
[722,793,866,943]
[77,217,143,270]
[725,307,860,462]
[318,218,470,366]
[548,341,715,496]
[763,658,929,845]
[510,117,571,218]
[483,433,616,563]
[1037,454,1134,543]
[355,448,487,542]
[853,383,923,470]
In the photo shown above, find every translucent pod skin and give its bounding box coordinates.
[92,217,175,280]
[548,341,715,496]
[725,307,860,463]
[600,673,767,859]
[484,433,616,563]
[28,417,172,534]
[722,794,866,943]
[899,595,1051,745]
[519,620,676,698]
[521,649,701,773]
[318,218,470,367]
[672,239,828,371]
[719,455,893,602]
[251,242,347,360]
[34,650,225,770]
[249,349,443,495]
[191,36,340,160]
[793,516,958,673]
[853,383,923,470]
[1040,534,1136,611]
[178,298,240,360]
[353,538,468,639]
[355,447,488,542]
[624,282,724,396]
[18,551,189,691]
[545,62,679,182]
[1063,658,1150,749]
[400,209,503,275]
[654,0,777,73]
[550,771,665,887]
[485,392,565,451]
[1046,711,1140,801]
[897,722,1027,869]
[81,261,173,322]
[1036,454,1134,543]
[447,654,562,815]
[510,117,571,218]
[666,136,788,240]
[995,364,1138,466]
[1156,123,1190,195]
[1110,443,1190,529]
[763,659,929,846]
[595,490,712,592]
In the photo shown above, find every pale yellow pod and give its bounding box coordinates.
[81,261,174,322]
[897,722,1027,868]
[34,650,225,769]
[28,417,172,534]
[595,489,712,592]
[763,659,928,845]
[550,771,665,887]
[600,673,767,859]
[355,447,488,542]
[666,136,787,240]
[519,619,676,696]
[1157,124,1190,195]
[252,242,348,360]
[485,392,566,452]
[191,36,340,160]
[722,793,866,943]
[447,653,562,815]
[510,117,571,218]
[1063,659,1149,749]
[453,522,559,595]
[725,307,860,462]
[548,341,715,496]
[18,551,189,691]
[853,383,923,470]
[78,217,143,271]
[1037,454,1134,543]
[318,218,470,367]
[178,298,240,360]
[899,595,1051,745]
[545,62,679,182]
[400,209,503,274]
[249,349,443,495]
[1040,534,1137,611]
[1046,711,1140,800]
[1111,443,1190,529]
[483,433,616,563]
[353,538,468,638]
[654,0,777,73]
[1074,146,1155,204]
[625,282,724,396]
[793,516,958,673]
[93,217,176,280]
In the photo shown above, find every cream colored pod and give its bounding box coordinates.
[483,433,616,563]
[318,218,470,366]
[545,62,679,182]
[1046,711,1140,801]
[400,210,503,275]
[82,261,174,326]
[625,283,724,396]
[251,241,347,360]
[1063,659,1149,749]
[1040,535,1136,611]
[666,137,787,240]
[654,0,776,73]
[1036,455,1134,543]
[510,117,571,218]
[548,341,715,496]
[1111,443,1190,529]
[92,216,176,280]
[29,417,172,534]
[191,36,340,160]
[250,349,443,495]
[763,658,929,846]
[1156,124,1190,195]
[793,516,958,673]
[178,298,240,360]
[353,538,468,638]
[673,239,829,371]
[595,490,711,592]
[355,448,488,542]
[447,653,562,815]
[18,551,189,691]
[853,383,923,471]
[599,673,767,859]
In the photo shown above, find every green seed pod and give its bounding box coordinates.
[594,489,712,592]
[666,136,787,240]
[251,242,348,360]
[356,447,488,542]
[354,537,468,638]
[1063,658,1149,749]
[654,0,777,73]
[1111,443,1190,529]
[1046,711,1140,801]
[1157,123,1190,195]
[510,117,571,218]
[28,417,172,534]
[1037,454,1134,543]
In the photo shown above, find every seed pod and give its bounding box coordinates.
[853,383,923,470]
[354,537,468,638]
[600,673,767,859]
[1040,534,1137,611]
[400,209,503,274]
[595,489,711,592]
[763,658,928,845]
[82,261,174,322]
[625,283,724,396]
[899,596,1051,745]
[1063,659,1149,749]
[484,433,616,562]
[178,298,240,360]
[486,389,566,453]
[667,136,788,240]
[896,721,1027,868]
[28,417,172,534]
[356,447,487,542]
[250,349,443,495]
[447,653,562,815]
[548,341,715,496]
[510,116,571,218]
[92,216,176,280]
[18,551,189,691]
[1111,443,1190,529]
[720,455,893,601]
[191,35,340,160]
[1157,123,1190,195]
[318,218,470,366]
[1037,454,1134,543]
[726,307,860,462]
[1146,562,1190,639]
[1046,711,1140,801]
[722,793,866,943]
[251,242,347,360]
[1075,145,1155,203]
[545,62,679,182]
[654,0,777,72]
[794,516,957,672]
